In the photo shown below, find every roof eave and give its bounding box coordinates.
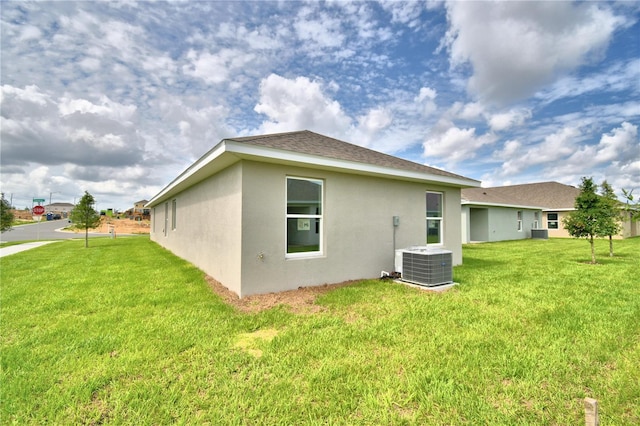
[461,200,543,209]
[147,140,480,207]
[226,141,480,188]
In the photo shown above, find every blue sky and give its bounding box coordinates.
[1,1,639,211]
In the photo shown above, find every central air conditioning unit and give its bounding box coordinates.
[395,246,453,287]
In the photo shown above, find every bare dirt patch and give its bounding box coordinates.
[205,275,358,314]
[81,217,150,234]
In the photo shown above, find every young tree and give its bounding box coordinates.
[562,177,605,264]
[69,191,101,248]
[622,189,640,221]
[599,181,622,257]
[1,194,14,232]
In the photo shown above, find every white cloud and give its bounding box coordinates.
[415,87,438,116]
[423,126,496,163]
[595,122,638,163]
[293,7,346,54]
[58,96,137,122]
[379,1,426,28]
[18,24,42,41]
[488,109,532,132]
[254,74,352,136]
[499,126,582,175]
[443,1,626,104]
[182,48,255,85]
[565,122,639,168]
[537,59,640,105]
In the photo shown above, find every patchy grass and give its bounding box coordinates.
[1,237,638,424]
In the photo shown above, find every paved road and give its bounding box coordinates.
[0,219,114,243]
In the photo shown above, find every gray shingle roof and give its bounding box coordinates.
[226,130,477,183]
[461,182,580,209]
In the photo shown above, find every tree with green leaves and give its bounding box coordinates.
[599,181,622,257]
[1,193,14,232]
[562,177,606,264]
[69,191,101,248]
[622,189,640,221]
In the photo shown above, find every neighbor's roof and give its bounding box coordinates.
[45,202,75,207]
[462,182,580,210]
[147,130,479,207]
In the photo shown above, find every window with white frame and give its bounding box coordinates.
[517,211,523,231]
[286,177,323,256]
[426,192,443,244]
[547,212,559,229]
[171,199,177,230]
[164,202,169,236]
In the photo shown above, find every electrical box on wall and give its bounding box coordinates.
[393,216,400,227]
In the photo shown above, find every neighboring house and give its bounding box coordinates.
[147,130,480,297]
[44,202,75,218]
[133,200,150,215]
[461,189,543,243]
[462,181,639,242]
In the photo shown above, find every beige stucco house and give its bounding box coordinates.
[147,130,480,297]
[44,202,75,218]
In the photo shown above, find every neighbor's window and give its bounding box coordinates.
[171,199,177,230]
[426,192,443,244]
[286,177,323,256]
[547,212,559,229]
[517,211,523,232]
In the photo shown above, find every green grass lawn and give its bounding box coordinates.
[2,236,639,424]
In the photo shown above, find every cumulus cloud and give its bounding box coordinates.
[423,126,496,164]
[565,122,639,169]
[1,85,143,168]
[488,109,532,132]
[491,126,580,177]
[442,1,626,104]
[254,74,352,136]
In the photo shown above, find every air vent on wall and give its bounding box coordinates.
[395,247,453,287]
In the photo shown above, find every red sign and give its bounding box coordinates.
[33,205,45,215]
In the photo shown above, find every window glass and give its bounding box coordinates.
[286,177,323,255]
[547,212,559,229]
[426,192,443,244]
[517,211,523,231]
[426,192,442,218]
[171,199,177,230]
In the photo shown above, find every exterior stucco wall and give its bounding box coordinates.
[463,205,541,242]
[486,207,538,241]
[238,161,463,297]
[149,163,243,295]
[544,210,639,239]
[543,211,572,238]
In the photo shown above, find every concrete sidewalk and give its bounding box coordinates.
[0,241,59,258]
